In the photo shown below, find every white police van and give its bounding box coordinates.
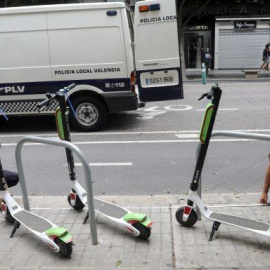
[0,0,183,131]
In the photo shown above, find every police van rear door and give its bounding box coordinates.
[134,0,183,102]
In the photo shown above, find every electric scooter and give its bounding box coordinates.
[175,84,270,241]
[0,150,73,257]
[38,84,152,240]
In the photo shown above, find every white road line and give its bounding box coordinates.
[0,138,258,147]
[64,162,132,167]
[73,138,255,144]
[0,129,269,138]
[1,129,269,146]
[175,134,199,139]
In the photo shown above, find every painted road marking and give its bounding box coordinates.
[175,134,199,139]
[1,129,269,147]
[71,138,256,144]
[0,129,270,138]
[64,162,132,167]
[126,105,238,120]
[0,138,260,147]
[164,105,192,111]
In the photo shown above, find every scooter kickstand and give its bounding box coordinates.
[83,212,89,224]
[209,221,221,241]
[10,220,20,238]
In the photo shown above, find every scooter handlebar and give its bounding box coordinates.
[37,98,51,110]
[198,84,220,101]
[64,83,76,91]
[37,83,76,110]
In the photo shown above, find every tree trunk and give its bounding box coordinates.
[179,22,187,80]
[177,5,187,81]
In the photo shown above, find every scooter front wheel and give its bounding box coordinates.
[67,192,85,211]
[132,222,151,240]
[175,206,198,227]
[55,238,73,258]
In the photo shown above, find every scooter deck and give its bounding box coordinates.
[210,212,270,232]
[94,198,127,218]
[14,210,53,232]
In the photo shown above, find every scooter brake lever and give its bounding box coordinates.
[198,93,208,101]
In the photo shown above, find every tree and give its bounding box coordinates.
[177,0,211,80]
[1,0,82,8]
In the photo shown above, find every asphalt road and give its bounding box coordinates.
[1,81,270,197]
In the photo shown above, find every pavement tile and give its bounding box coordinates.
[1,193,270,269]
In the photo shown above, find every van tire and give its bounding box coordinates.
[70,96,108,132]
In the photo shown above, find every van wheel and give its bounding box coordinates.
[70,96,108,131]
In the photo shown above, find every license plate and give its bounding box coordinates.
[140,70,179,88]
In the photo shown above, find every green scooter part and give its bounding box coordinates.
[46,227,72,243]
[123,213,152,227]
[55,108,65,140]
[200,102,214,144]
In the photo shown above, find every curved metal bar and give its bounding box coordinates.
[212,131,270,141]
[15,136,98,245]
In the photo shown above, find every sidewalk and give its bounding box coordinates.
[186,68,270,81]
[1,193,270,269]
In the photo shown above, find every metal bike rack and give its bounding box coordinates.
[15,136,98,245]
[196,131,270,220]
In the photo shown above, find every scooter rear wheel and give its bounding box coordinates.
[55,238,73,258]
[132,222,151,240]
[3,203,15,223]
[67,192,85,211]
[175,206,198,227]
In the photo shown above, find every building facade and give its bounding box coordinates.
[92,0,270,70]
[215,17,270,69]
[183,2,270,70]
